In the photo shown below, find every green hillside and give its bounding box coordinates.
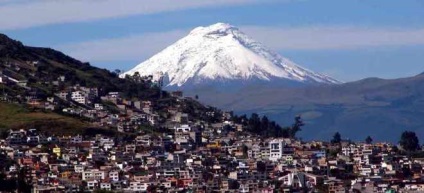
[0,102,90,135]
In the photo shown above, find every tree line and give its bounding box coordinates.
[331,130,421,152]
[231,113,304,138]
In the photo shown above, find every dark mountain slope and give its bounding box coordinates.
[194,73,424,142]
[0,33,159,100]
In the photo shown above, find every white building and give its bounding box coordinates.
[239,184,249,193]
[279,172,322,190]
[174,124,191,133]
[359,165,372,176]
[342,144,359,156]
[86,180,98,191]
[94,103,104,110]
[100,182,111,190]
[26,136,40,144]
[82,169,106,181]
[71,135,83,143]
[109,171,119,182]
[71,91,87,105]
[74,165,84,173]
[269,139,285,161]
[128,181,149,192]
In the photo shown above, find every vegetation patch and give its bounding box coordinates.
[0,102,89,135]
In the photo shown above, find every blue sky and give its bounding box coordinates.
[1,0,424,82]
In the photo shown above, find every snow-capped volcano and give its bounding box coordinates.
[122,23,340,87]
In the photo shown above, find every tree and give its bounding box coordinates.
[248,113,261,133]
[402,166,413,179]
[399,131,420,152]
[132,71,141,83]
[257,161,267,173]
[281,127,291,138]
[147,184,157,193]
[17,168,31,193]
[331,132,342,144]
[195,95,199,100]
[290,115,305,138]
[261,116,269,133]
[0,173,17,192]
[228,180,240,189]
[114,69,121,75]
[0,130,8,139]
[242,145,249,157]
[365,136,373,144]
[391,145,399,153]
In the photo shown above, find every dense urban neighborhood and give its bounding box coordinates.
[2,117,424,193]
[1,71,424,193]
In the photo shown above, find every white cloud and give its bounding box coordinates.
[242,26,424,50]
[58,30,189,62]
[58,25,424,64]
[0,0,267,30]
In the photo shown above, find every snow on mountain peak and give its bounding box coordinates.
[122,23,340,87]
[189,22,237,35]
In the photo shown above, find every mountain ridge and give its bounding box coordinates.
[191,72,424,142]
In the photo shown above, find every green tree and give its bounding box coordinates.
[228,180,240,189]
[256,161,267,173]
[290,115,304,138]
[260,116,269,133]
[114,69,121,75]
[399,131,420,152]
[17,168,31,193]
[402,166,413,179]
[0,173,17,192]
[147,184,157,193]
[242,145,249,157]
[132,71,141,83]
[0,130,8,139]
[365,136,373,144]
[331,132,342,144]
[391,145,399,153]
[248,113,261,133]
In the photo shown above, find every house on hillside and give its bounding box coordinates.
[3,75,27,87]
[171,91,183,98]
[0,75,9,85]
[56,91,70,100]
[71,91,88,105]
[17,80,27,87]
[172,112,189,124]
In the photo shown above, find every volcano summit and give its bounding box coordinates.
[123,23,339,89]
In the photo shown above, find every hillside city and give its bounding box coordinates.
[0,65,424,193]
[1,1,423,192]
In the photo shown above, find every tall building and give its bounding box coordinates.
[269,139,284,161]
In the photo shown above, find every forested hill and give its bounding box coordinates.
[0,33,159,100]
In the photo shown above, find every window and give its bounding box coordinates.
[271,143,280,150]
